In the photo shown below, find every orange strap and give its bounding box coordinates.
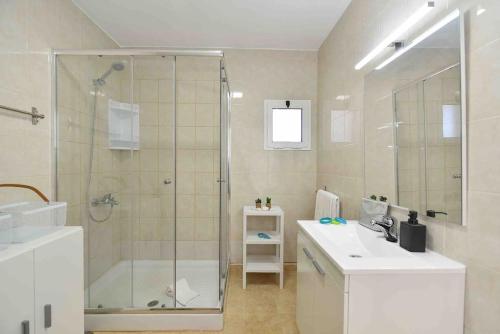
[0,184,50,203]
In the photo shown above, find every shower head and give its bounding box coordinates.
[94,62,125,86]
[111,62,125,71]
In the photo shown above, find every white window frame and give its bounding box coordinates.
[264,99,311,150]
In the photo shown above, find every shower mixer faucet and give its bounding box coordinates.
[371,216,398,243]
[91,193,119,207]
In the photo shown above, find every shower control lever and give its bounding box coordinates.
[91,193,119,207]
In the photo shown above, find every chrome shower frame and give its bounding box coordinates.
[50,49,231,325]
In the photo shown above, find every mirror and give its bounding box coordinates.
[363,11,465,225]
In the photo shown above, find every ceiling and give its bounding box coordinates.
[72,0,351,50]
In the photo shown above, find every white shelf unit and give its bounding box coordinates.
[108,99,140,150]
[243,206,284,289]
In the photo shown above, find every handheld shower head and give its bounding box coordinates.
[111,62,125,71]
[94,62,125,86]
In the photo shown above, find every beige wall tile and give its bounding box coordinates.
[224,49,318,263]
[177,81,196,103]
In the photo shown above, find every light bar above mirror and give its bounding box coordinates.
[354,1,435,70]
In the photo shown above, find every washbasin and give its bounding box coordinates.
[298,220,464,274]
[309,222,413,258]
[0,201,67,244]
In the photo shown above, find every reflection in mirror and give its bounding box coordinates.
[363,11,464,225]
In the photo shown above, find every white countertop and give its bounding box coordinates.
[0,227,82,262]
[297,220,465,275]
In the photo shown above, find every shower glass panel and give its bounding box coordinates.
[56,55,135,308]
[175,56,221,308]
[131,56,176,308]
[219,62,230,298]
[55,51,229,313]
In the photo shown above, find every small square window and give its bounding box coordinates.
[264,100,311,150]
[272,108,302,142]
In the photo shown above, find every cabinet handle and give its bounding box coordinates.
[302,247,313,260]
[44,304,52,328]
[21,320,29,334]
[312,260,326,276]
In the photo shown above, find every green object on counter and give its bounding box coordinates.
[334,217,347,224]
[319,217,332,224]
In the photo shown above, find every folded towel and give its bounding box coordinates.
[314,190,340,220]
[166,278,199,306]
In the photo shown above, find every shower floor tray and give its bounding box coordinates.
[86,259,220,309]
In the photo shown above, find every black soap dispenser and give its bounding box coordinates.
[399,210,426,252]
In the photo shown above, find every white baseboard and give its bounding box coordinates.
[85,313,223,331]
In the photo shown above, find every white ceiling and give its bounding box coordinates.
[72,0,351,50]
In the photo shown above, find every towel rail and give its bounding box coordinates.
[316,186,327,192]
[0,104,45,125]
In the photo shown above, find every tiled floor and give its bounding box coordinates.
[93,264,298,334]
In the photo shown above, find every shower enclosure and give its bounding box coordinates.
[52,50,230,323]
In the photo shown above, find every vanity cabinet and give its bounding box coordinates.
[296,226,465,334]
[0,251,35,334]
[297,232,345,334]
[0,228,83,334]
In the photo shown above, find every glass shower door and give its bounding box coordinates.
[56,55,134,309]
[219,62,230,302]
[131,55,176,308]
[175,56,221,308]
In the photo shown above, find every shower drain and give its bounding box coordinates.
[147,300,159,307]
[349,254,362,258]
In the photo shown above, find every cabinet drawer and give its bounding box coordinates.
[298,231,346,292]
[0,251,35,334]
[313,245,345,292]
[298,230,346,334]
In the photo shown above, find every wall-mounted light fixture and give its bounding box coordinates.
[375,9,460,70]
[354,1,435,70]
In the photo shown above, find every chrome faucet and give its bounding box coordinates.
[371,216,398,243]
[91,193,119,208]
